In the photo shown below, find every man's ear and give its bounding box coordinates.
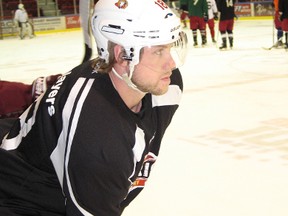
[114,45,129,66]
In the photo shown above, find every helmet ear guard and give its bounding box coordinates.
[122,47,135,61]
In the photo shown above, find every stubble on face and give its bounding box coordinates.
[131,45,174,95]
[131,70,172,95]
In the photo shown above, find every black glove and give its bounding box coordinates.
[213,13,218,21]
[204,13,208,22]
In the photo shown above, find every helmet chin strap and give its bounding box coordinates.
[111,67,146,94]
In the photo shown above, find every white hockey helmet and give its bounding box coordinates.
[91,0,187,67]
[18,3,24,9]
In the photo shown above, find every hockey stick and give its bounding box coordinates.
[214,11,221,48]
[28,20,35,36]
[272,10,275,45]
[215,29,220,48]
[262,36,283,50]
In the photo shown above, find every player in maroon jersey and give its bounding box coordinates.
[0,0,94,120]
[0,75,60,120]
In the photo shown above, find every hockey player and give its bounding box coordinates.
[183,0,208,46]
[206,0,218,43]
[14,3,33,39]
[279,0,288,48]
[0,75,61,139]
[179,0,189,28]
[0,75,60,120]
[0,0,187,216]
[273,0,284,47]
[217,0,236,50]
[0,0,94,120]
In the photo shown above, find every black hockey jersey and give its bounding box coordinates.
[217,0,236,20]
[0,61,183,216]
[279,0,288,19]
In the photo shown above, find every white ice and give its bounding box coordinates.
[1,19,288,216]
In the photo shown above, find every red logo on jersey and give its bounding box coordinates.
[115,0,128,9]
[129,153,157,191]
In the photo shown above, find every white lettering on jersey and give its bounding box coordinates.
[226,0,233,7]
[46,72,71,116]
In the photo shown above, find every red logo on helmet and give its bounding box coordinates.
[115,0,128,9]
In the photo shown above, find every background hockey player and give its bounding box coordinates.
[272,0,284,47]
[279,0,288,48]
[0,0,95,120]
[0,75,60,119]
[183,0,208,47]
[217,0,236,50]
[14,3,33,39]
[0,0,187,215]
[206,0,218,43]
[0,75,60,138]
[179,0,189,28]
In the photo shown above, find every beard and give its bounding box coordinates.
[131,76,170,95]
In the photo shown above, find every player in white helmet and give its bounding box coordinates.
[91,0,187,93]
[0,0,187,215]
[14,3,33,39]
